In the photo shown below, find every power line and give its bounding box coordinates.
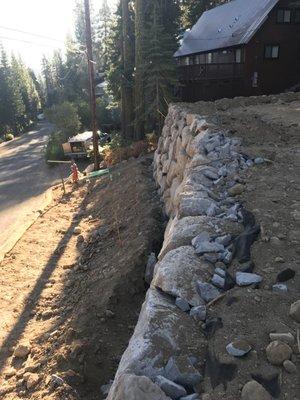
[0,35,63,49]
[0,25,64,43]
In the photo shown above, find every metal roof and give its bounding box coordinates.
[174,0,279,57]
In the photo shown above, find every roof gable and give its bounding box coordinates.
[174,0,279,57]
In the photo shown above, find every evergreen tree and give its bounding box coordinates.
[181,0,229,29]
[0,46,25,133]
[134,0,145,139]
[143,0,179,133]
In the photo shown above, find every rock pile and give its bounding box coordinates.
[106,103,299,400]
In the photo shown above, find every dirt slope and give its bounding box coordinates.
[0,156,163,400]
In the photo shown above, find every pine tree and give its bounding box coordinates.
[0,46,25,133]
[143,0,179,133]
[134,0,145,139]
[121,0,134,139]
[181,0,229,29]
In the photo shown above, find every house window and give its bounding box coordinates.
[265,45,280,59]
[207,53,213,63]
[277,9,291,23]
[295,9,300,23]
[235,48,242,63]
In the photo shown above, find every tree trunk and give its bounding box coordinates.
[121,0,134,140]
[134,0,145,140]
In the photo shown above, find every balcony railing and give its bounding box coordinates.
[178,63,245,81]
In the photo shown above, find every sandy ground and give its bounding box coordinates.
[0,157,163,400]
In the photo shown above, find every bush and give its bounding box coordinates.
[45,101,81,141]
[146,132,158,151]
[5,133,14,141]
[45,130,66,162]
[102,138,149,167]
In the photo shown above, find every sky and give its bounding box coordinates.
[0,0,117,72]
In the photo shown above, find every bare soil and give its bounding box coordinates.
[199,101,300,399]
[0,156,163,400]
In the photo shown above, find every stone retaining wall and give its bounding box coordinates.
[106,92,300,400]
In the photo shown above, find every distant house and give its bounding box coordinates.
[174,0,300,102]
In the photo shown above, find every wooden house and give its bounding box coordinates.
[174,0,300,102]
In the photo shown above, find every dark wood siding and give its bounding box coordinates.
[244,0,300,96]
[177,0,300,102]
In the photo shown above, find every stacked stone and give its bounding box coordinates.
[107,101,299,400]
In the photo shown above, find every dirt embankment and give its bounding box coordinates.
[0,157,163,400]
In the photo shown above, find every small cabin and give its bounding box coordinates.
[174,0,300,102]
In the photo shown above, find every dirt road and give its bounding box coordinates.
[0,124,67,261]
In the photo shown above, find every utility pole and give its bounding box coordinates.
[84,0,100,170]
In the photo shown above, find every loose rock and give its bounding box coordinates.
[175,298,190,312]
[276,268,295,282]
[272,284,287,293]
[165,356,202,387]
[269,332,294,345]
[190,305,207,321]
[26,373,40,390]
[226,340,252,357]
[196,282,220,303]
[14,343,31,358]
[155,375,187,399]
[235,272,262,286]
[228,184,244,196]
[283,360,297,374]
[73,226,82,235]
[289,300,300,322]
[241,380,271,400]
[266,340,292,365]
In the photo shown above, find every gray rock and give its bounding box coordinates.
[246,159,254,167]
[155,375,187,399]
[203,253,220,263]
[266,340,292,365]
[196,282,220,303]
[211,274,225,289]
[269,332,294,345]
[203,169,219,180]
[215,267,226,277]
[254,157,265,165]
[179,197,216,218]
[195,241,225,255]
[289,300,300,322]
[235,272,262,286]
[226,340,252,357]
[220,249,233,265]
[272,283,288,293]
[215,234,232,247]
[228,184,244,196]
[108,374,172,400]
[218,166,227,177]
[241,380,271,400]
[206,203,220,217]
[191,232,210,248]
[179,395,199,400]
[190,305,207,321]
[283,360,297,374]
[175,298,190,312]
[165,356,202,388]
[145,252,157,285]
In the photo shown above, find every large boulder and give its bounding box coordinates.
[152,246,213,306]
[107,374,172,400]
[106,288,207,395]
[158,216,241,261]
